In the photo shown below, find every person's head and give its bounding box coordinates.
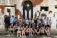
[47,17,49,20]
[26,26,28,28]
[12,15,14,17]
[37,25,39,28]
[44,17,46,19]
[10,23,13,27]
[15,17,17,19]
[22,25,24,28]
[40,27,44,30]
[49,11,52,14]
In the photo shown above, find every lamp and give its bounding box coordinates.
[27,4,30,7]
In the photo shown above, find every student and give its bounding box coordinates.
[39,27,45,35]
[36,25,40,35]
[31,18,34,27]
[45,27,50,36]
[22,18,26,26]
[14,24,18,32]
[28,26,33,36]
[10,16,14,24]
[43,17,48,28]
[21,26,26,36]
[25,26,29,36]
[4,15,10,30]
[18,18,23,26]
[29,18,32,27]
[26,19,29,26]
[13,17,18,26]
[17,26,21,37]
[34,18,37,28]
[33,28,37,36]
[9,23,14,33]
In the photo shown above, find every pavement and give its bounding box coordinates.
[0,35,56,38]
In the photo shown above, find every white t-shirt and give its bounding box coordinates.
[26,20,29,24]
[43,19,47,25]
[47,13,53,20]
[51,17,56,29]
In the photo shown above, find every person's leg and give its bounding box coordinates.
[46,29,50,36]
[17,31,21,37]
[5,23,8,31]
[22,31,25,36]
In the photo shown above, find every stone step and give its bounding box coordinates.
[51,29,57,35]
[0,25,5,32]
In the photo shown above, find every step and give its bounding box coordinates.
[0,25,5,32]
[51,29,57,35]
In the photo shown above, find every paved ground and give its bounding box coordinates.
[0,35,57,38]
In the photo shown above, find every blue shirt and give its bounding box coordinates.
[10,17,14,23]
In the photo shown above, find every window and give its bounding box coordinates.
[40,6,49,11]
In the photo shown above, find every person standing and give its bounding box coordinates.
[4,15,10,30]
[26,19,29,26]
[48,11,56,29]
[13,17,18,26]
[10,16,14,24]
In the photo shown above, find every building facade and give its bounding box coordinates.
[0,0,57,30]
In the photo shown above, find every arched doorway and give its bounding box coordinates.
[23,0,33,19]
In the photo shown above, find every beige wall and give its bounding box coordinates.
[0,0,5,5]
[15,0,57,29]
[0,0,57,29]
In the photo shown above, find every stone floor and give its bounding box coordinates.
[0,35,57,38]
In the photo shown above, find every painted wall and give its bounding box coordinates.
[0,0,5,5]
[15,0,57,29]
[0,0,57,29]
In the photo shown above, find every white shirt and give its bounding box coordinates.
[43,19,47,25]
[26,20,29,24]
[51,17,56,29]
[47,13,53,20]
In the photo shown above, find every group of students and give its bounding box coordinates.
[4,15,51,37]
